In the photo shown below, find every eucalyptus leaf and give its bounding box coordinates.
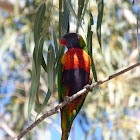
[57,0,69,70]
[41,54,47,73]
[76,0,85,32]
[28,39,44,117]
[55,46,65,70]
[47,44,55,93]
[28,2,46,117]
[81,0,89,22]
[34,3,46,44]
[53,31,61,66]
[53,31,58,56]
[61,0,70,35]
[59,0,62,39]
[36,89,52,119]
[66,0,78,21]
[78,0,84,19]
[66,0,83,31]
[96,0,104,49]
[87,12,98,82]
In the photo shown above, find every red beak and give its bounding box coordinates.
[60,38,67,46]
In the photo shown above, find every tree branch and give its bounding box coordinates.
[31,110,61,133]
[14,61,140,140]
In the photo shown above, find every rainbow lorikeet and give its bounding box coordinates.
[58,33,91,140]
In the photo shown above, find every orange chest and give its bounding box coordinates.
[61,48,91,73]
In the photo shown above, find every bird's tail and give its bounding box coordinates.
[60,106,72,140]
[60,97,86,140]
[61,129,71,140]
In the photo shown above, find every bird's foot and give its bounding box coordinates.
[84,84,93,92]
[64,96,71,103]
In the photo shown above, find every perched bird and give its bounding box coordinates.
[58,33,91,140]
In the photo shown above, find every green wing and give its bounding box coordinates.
[58,61,69,103]
[58,61,63,103]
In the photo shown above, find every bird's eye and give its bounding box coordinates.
[69,35,72,38]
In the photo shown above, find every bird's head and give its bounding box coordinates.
[60,33,86,49]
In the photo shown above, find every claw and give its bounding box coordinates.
[84,84,93,92]
[64,96,71,103]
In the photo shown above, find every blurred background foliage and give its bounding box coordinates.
[0,0,140,140]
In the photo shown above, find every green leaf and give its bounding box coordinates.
[36,89,52,119]
[47,44,55,92]
[78,0,85,18]
[53,30,64,68]
[41,16,50,38]
[28,3,46,117]
[59,0,62,39]
[81,0,89,22]
[34,3,46,44]
[96,0,104,49]
[61,0,70,35]
[66,0,78,22]
[53,31,58,56]
[57,0,69,71]
[87,12,98,82]
[41,54,47,73]
[91,58,98,82]
[55,46,65,68]
[28,39,44,117]
[59,0,69,38]
[76,0,85,32]
[33,2,46,70]
[58,62,63,103]
[66,0,83,31]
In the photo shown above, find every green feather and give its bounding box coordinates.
[79,35,88,53]
[58,61,63,103]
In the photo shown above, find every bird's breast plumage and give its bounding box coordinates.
[61,48,91,74]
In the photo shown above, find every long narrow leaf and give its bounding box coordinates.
[56,0,69,71]
[47,44,55,93]
[55,46,65,69]
[34,3,46,44]
[66,0,84,31]
[61,0,70,35]
[36,89,52,119]
[53,31,62,66]
[59,0,62,39]
[28,39,44,117]
[53,31,58,56]
[28,3,46,117]
[76,0,85,32]
[41,54,47,73]
[81,0,89,22]
[78,0,84,19]
[87,12,98,82]
[66,0,78,22]
[96,0,104,49]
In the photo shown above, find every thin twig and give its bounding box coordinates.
[31,110,61,133]
[14,61,140,140]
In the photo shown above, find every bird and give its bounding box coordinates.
[58,33,91,140]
